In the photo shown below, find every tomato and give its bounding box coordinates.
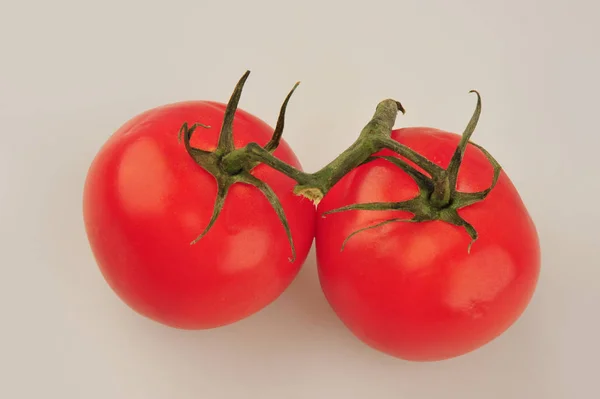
[83,100,316,329]
[315,127,540,361]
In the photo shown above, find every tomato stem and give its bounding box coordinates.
[178,72,503,256]
[222,98,413,204]
[295,99,403,203]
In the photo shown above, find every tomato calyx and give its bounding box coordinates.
[323,91,502,252]
[178,70,298,261]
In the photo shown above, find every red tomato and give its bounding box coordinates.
[83,101,315,329]
[315,127,540,361]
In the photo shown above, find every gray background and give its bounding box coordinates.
[1,0,598,398]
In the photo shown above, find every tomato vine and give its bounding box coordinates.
[179,71,502,257]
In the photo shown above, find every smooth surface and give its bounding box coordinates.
[0,0,598,398]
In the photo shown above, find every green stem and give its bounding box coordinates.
[222,98,409,203]
[178,72,501,256]
[228,143,315,186]
[304,99,402,191]
[304,136,379,200]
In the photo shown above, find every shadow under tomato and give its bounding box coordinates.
[188,247,362,355]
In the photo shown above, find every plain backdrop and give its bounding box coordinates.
[1,0,598,398]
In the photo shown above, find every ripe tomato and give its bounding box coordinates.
[315,127,540,361]
[83,101,315,329]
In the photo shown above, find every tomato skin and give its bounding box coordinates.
[315,127,540,361]
[83,101,316,329]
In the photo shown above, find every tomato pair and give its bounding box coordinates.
[83,72,540,361]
